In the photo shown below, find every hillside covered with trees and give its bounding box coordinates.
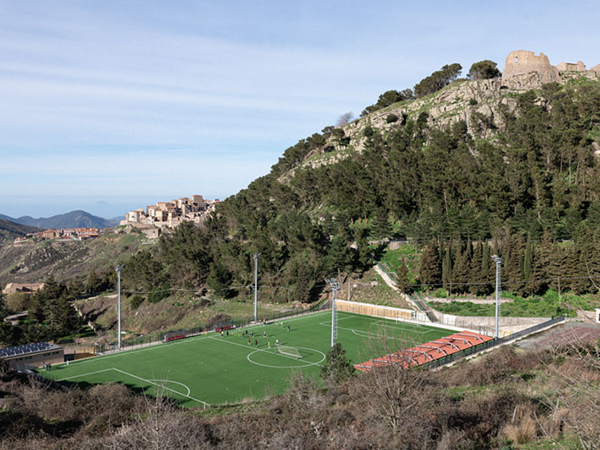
[119,67,600,306]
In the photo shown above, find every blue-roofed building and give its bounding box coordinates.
[0,342,63,371]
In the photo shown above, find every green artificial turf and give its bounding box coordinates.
[39,312,455,407]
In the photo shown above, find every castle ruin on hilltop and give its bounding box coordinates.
[502,50,600,90]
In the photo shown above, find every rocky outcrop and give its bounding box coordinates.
[300,78,516,171]
[294,50,599,173]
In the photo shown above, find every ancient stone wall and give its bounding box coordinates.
[556,61,586,72]
[502,50,559,88]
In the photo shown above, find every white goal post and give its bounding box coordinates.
[276,345,303,359]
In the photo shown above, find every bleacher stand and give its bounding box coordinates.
[0,342,64,371]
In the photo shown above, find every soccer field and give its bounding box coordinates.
[40,312,456,407]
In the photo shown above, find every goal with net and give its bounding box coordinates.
[276,344,303,359]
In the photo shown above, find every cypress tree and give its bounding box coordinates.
[396,259,411,294]
[419,238,442,291]
[452,242,471,294]
[442,243,453,295]
[502,234,525,295]
[469,242,485,295]
[481,241,492,294]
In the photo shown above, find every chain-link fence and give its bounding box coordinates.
[98,300,331,354]
[426,316,566,369]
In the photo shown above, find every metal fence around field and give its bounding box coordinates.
[425,315,566,369]
[97,300,331,354]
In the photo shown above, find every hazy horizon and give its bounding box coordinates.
[0,194,227,220]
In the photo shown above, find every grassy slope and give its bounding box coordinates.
[0,229,151,286]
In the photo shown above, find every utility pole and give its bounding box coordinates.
[253,253,259,323]
[326,278,340,347]
[491,255,502,339]
[115,265,124,349]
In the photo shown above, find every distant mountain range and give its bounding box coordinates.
[0,210,120,230]
[0,219,40,236]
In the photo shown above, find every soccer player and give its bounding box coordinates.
[254,339,258,347]
[287,325,290,332]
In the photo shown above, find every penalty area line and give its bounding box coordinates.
[112,368,210,407]
[58,367,209,408]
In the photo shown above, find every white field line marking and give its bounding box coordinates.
[267,310,329,325]
[320,317,432,336]
[359,318,431,334]
[350,329,415,343]
[148,379,191,397]
[112,368,209,407]
[368,320,432,335]
[207,336,324,368]
[57,368,114,381]
[318,315,355,326]
[61,312,332,369]
[59,333,216,368]
[57,367,209,407]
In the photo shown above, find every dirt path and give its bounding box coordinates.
[515,322,600,350]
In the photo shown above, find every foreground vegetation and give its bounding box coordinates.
[1,342,598,449]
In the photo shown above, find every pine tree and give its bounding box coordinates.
[371,206,392,239]
[320,343,356,384]
[86,270,101,296]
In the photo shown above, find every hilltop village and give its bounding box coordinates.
[13,227,100,244]
[120,195,219,237]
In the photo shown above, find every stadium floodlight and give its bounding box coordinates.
[326,278,340,347]
[115,265,124,349]
[491,255,502,339]
[253,253,260,323]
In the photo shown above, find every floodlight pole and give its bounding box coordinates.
[253,253,259,323]
[327,278,340,347]
[115,265,124,349]
[492,255,502,339]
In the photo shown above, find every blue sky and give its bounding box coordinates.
[1,1,599,218]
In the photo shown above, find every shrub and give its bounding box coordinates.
[130,295,144,309]
[386,114,399,123]
[502,415,537,444]
[148,285,170,304]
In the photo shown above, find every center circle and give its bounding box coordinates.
[246,347,326,369]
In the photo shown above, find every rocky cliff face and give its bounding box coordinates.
[294,64,600,173]
[297,78,517,171]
